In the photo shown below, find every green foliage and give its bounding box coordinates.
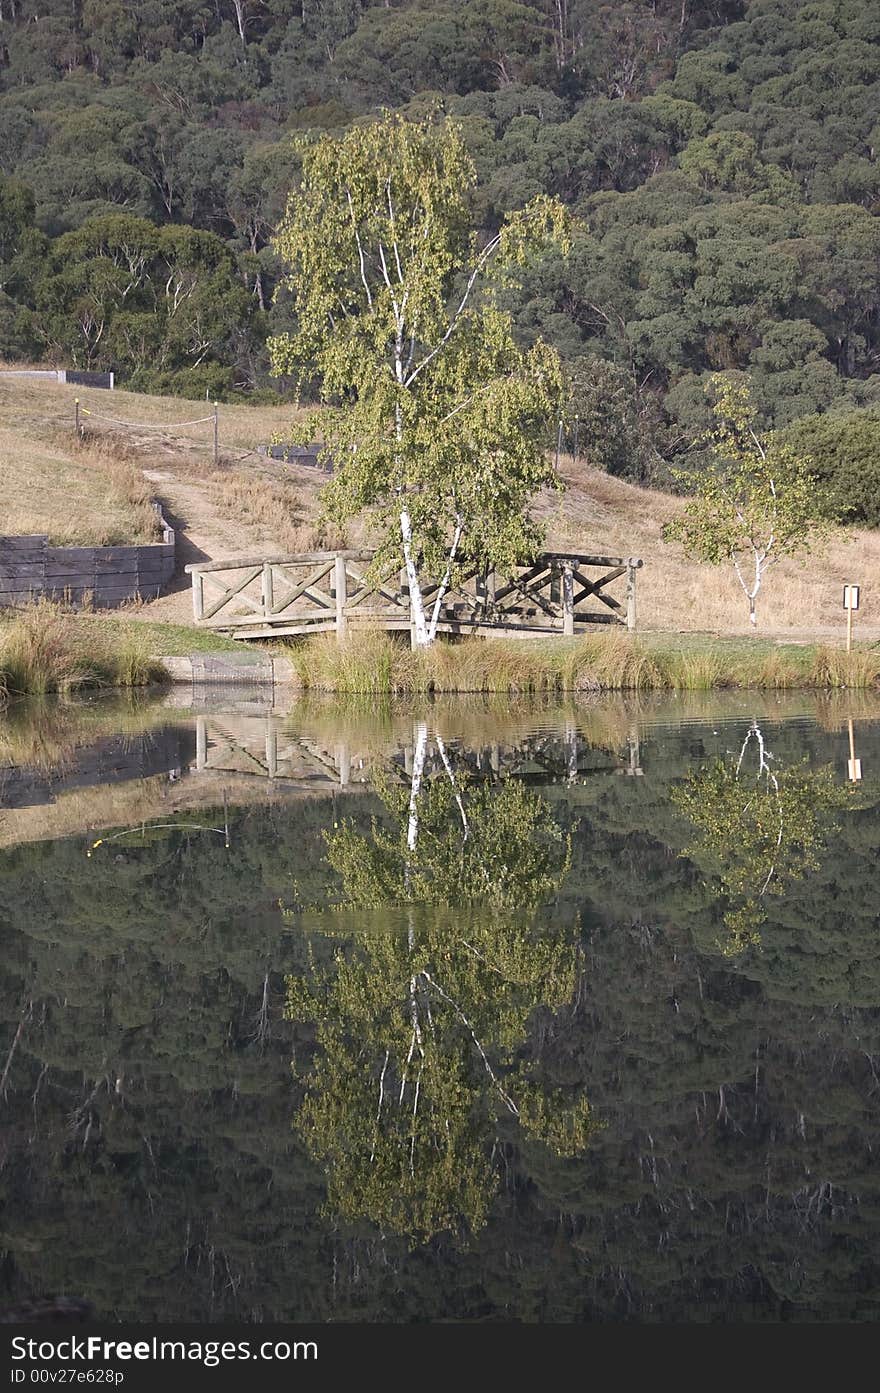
[33,214,254,382]
[326,775,572,913]
[286,745,591,1241]
[673,724,852,954]
[270,111,568,640]
[0,0,877,428]
[782,406,880,527]
[663,375,830,625]
[563,354,663,480]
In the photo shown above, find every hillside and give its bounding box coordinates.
[0,368,321,552]
[2,373,876,638]
[1,0,878,489]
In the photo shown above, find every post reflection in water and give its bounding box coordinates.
[284,721,597,1243]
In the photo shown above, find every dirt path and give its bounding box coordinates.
[133,468,283,624]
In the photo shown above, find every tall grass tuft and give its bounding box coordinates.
[0,601,167,698]
[287,629,405,694]
[286,630,880,694]
[809,644,880,689]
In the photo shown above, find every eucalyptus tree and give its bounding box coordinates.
[663,375,828,627]
[269,111,569,646]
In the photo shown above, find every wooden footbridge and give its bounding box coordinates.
[186,549,642,640]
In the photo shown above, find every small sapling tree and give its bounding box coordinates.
[268,111,569,645]
[663,375,828,627]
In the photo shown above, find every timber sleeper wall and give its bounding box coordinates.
[0,507,175,609]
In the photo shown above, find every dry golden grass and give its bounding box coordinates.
[0,412,161,545]
[286,629,880,694]
[3,371,877,638]
[0,601,166,697]
[203,474,349,554]
[0,368,341,559]
[543,455,880,636]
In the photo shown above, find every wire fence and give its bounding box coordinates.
[75,398,221,463]
[72,398,586,474]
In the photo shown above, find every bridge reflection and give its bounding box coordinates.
[190,712,643,786]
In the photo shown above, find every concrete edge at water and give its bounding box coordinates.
[157,652,296,691]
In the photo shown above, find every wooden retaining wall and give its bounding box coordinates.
[256,442,331,470]
[0,507,175,609]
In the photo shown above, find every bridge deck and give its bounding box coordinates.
[185,550,643,641]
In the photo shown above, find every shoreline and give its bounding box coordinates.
[2,611,880,701]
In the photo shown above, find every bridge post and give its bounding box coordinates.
[265,722,278,779]
[192,570,204,622]
[626,562,638,632]
[336,744,351,786]
[195,716,207,772]
[261,562,274,619]
[562,561,575,636]
[334,554,348,642]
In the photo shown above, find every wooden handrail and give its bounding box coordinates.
[188,549,644,638]
[185,549,644,574]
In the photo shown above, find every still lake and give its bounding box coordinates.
[1,688,879,1323]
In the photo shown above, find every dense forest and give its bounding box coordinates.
[2,708,880,1321]
[0,1,879,485]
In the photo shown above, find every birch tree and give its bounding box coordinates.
[285,734,595,1241]
[268,112,568,645]
[673,722,848,954]
[663,376,828,627]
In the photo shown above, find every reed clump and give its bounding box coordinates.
[286,630,880,694]
[808,644,880,689]
[0,601,167,698]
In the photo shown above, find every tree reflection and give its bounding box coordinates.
[285,724,596,1243]
[673,720,850,954]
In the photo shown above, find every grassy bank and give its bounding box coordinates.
[0,370,319,550]
[0,603,167,699]
[286,630,880,695]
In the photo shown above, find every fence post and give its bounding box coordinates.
[334,553,348,642]
[213,402,219,465]
[626,562,637,632]
[261,561,274,619]
[192,570,204,622]
[74,398,80,438]
[562,560,574,636]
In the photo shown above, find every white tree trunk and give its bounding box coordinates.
[400,507,429,646]
[406,720,428,859]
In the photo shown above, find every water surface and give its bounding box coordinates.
[1,689,879,1322]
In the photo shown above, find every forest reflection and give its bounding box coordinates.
[285,721,597,1242]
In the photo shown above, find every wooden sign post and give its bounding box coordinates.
[843,584,860,652]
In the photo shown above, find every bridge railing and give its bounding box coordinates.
[185,550,643,640]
